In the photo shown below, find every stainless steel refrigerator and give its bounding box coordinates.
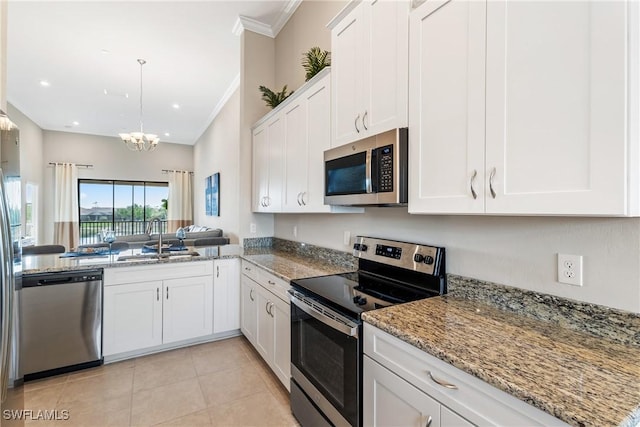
[0,119,23,427]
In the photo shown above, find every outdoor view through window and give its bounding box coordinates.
[79,180,168,244]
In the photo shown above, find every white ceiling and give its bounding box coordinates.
[7,1,297,145]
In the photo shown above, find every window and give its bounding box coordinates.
[23,183,37,246]
[79,180,168,244]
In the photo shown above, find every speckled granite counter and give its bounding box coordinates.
[22,245,245,275]
[363,282,640,427]
[241,251,355,282]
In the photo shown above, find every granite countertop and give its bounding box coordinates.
[22,245,246,275]
[241,250,354,281]
[363,295,640,427]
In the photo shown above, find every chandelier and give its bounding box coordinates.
[119,59,159,151]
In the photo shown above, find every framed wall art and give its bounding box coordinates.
[205,172,219,216]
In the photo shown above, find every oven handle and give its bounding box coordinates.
[289,291,359,338]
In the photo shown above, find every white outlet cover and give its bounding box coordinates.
[557,254,583,286]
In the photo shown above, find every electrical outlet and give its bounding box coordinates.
[343,231,351,246]
[557,254,583,286]
[293,226,298,238]
[250,223,256,234]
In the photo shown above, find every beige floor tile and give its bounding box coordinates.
[198,366,268,407]
[134,348,191,368]
[24,385,65,411]
[155,410,212,426]
[61,395,132,427]
[24,374,68,393]
[133,354,197,392]
[190,341,253,377]
[208,391,297,427]
[130,378,207,426]
[57,368,134,410]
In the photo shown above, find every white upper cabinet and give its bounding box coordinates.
[252,115,284,212]
[330,0,409,147]
[409,0,638,216]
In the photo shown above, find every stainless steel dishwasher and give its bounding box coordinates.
[21,269,103,380]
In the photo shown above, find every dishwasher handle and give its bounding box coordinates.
[23,271,103,287]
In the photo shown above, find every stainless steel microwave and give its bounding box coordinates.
[324,128,408,206]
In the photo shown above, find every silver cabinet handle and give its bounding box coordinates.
[166,287,169,300]
[355,114,360,133]
[269,302,275,317]
[427,371,458,389]
[216,266,219,278]
[296,192,302,206]
[362,110,368,130]
[157,287,160,301]
[470,169,478,200]
[265,301,271,315]
[245,267,251,271]
[249,288,255,301]
[268,280,276,285]
[489,167,497,199]
[425,415,433,427]
[301,192,307,206]
[265,196,271,207]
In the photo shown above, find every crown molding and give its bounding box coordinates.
[232,0,301,38]
[192,73,240,144]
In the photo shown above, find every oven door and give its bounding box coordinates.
[289,290,360,427]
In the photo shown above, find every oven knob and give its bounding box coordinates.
[423,255,434,265]
[352,296,368,306]
[353,243,368,252]
[360,244,368,252]
[413,254,424,263]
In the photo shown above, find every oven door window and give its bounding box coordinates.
[291,303,359,426]
[325,152,367,196]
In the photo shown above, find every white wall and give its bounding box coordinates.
[275,210,640,313]
[193,89,241,243]
[8,103,44,243]
[42,130,193,244]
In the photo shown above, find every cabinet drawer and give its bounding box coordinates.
[105,261,214,286]
[256,268,290,303]
[364,324,568,426]
[241,260,259,282]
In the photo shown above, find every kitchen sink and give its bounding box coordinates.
[117,252,200,262]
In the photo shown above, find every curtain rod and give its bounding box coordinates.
[48,162,93,168]
[162,169,193,174]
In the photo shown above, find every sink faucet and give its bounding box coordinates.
[147,218,163,255]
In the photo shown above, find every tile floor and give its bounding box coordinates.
[22,337,298,426]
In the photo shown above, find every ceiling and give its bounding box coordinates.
[7,1,297,145]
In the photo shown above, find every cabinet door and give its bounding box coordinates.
[364,0,409,135]
[364,356,441,427]
[282,99,308,212]
[265,115,284,212]
[485,1,628,215]
[103,281,163,356]
[271,296,291,391]
[240,275,258,346]
[213,259,240,334]
[162,275,213,344]
[408,0,486,214]
[252,124,269,212]
[304,74,332,211]
[441,406,473,427]
[255,286,274,362]
[332,4,365,147]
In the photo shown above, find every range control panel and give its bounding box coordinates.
[352,236,443,276]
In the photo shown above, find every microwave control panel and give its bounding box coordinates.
[377,145,394,192]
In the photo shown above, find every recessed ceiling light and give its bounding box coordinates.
[103,89,108,95]
[164,132,170,137]
[101,49,111,55]
[39,80,50,87]
[172,104,180,110]
[72,121,80,126]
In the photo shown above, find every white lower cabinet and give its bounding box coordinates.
[213,258,240,334]
[363,323,569,427]
[104,261,215,357]
[240,260,290,391]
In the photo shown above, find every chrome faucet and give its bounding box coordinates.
[146,218,163,255]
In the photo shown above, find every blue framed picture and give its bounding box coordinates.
[205,173,219,216]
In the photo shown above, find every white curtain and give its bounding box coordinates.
[167,170,193,232]
[53,163,79,250]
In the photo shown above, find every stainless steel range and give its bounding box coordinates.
[289,236,446,427]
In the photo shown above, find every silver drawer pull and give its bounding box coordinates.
[427,371,458,390]
[268,280,276,285]
[244,267,251,271]
[425,415,433,427]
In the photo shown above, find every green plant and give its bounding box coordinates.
[302,47,331,81]
[258,85,293,109]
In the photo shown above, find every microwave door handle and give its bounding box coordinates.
[365,150,373,193]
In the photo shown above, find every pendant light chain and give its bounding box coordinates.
[138,58,145,134]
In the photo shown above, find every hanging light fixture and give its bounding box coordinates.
[119,59,159,151]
